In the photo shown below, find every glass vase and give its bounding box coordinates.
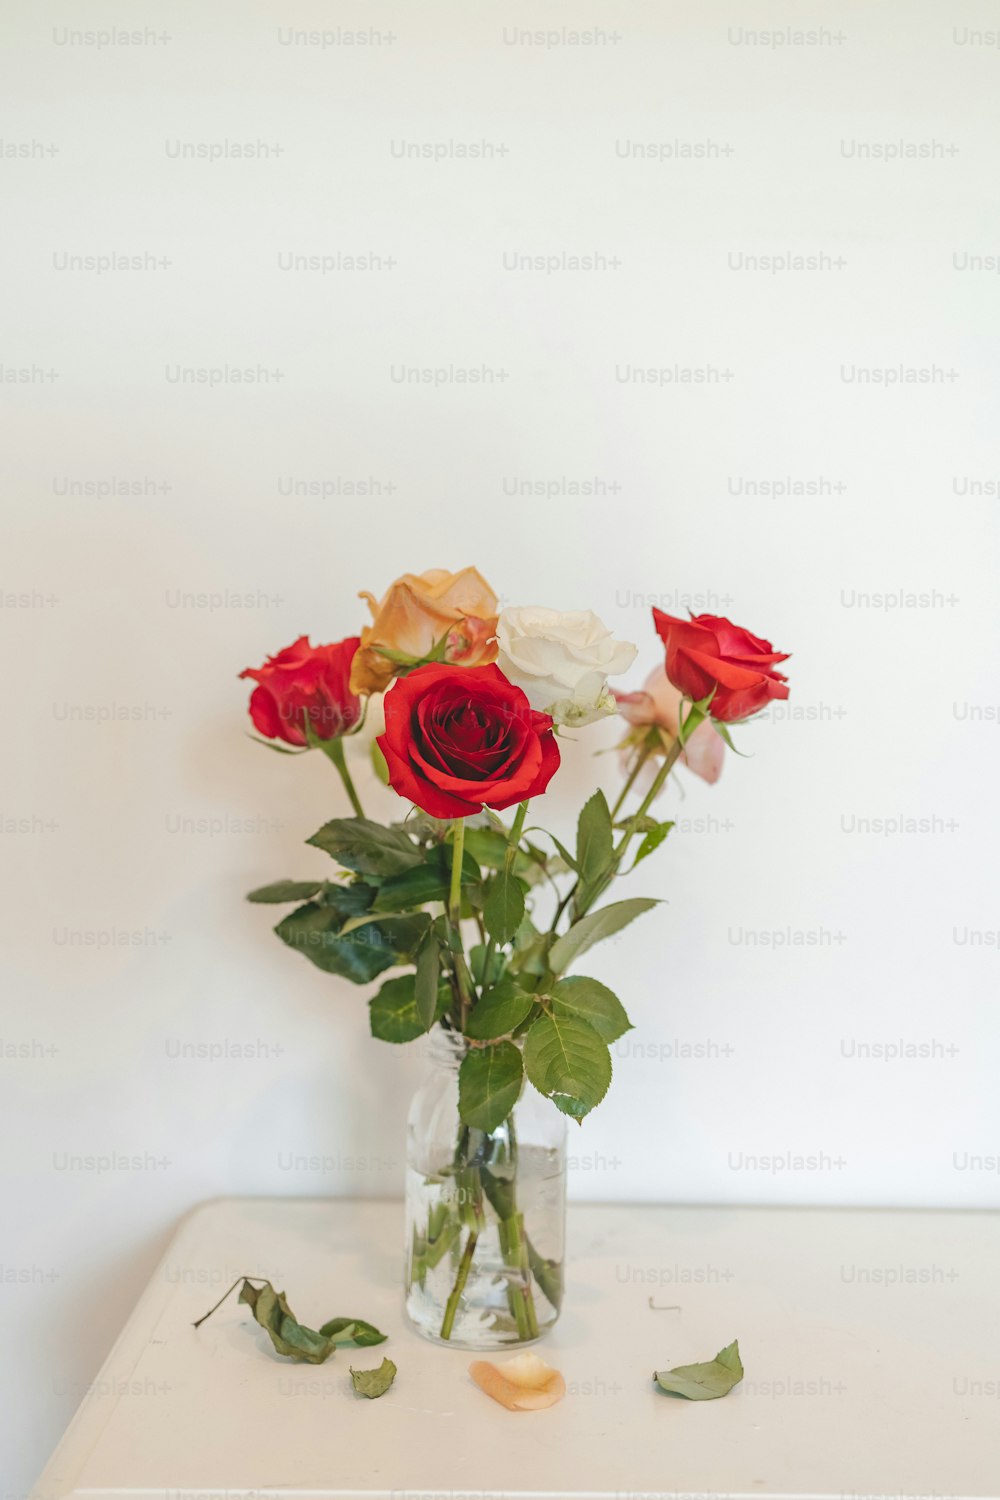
[404,1027,567,1348]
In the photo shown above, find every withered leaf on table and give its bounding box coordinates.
[350,1356,397,1398]
[653,1339,744,1400]
[238,1280,334,1364]
[317,1316,388,1348]
[192,1277,387,1366]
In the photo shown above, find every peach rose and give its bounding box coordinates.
[616,665,725,785]
[349,567,499,695]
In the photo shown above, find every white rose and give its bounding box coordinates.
[496,606,637,727]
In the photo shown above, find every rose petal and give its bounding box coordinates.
[469,1353,567,1411]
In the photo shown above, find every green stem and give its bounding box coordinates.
[479,801,530,998]
[449,818,466,920]
[498,1212,539,1340]
[508,799,530,849]
[439,801,542,1341]
[614,735,684,853]
[476,804,530,1002]
[609,738,652,821]
[191,1275,264,1329]
[321,737,365,818]
[439,1229,478,1340]
[496,1113,540,1339]
[448,820,475,1026]
[550,883,574,935]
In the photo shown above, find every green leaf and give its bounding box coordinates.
[350,1356,397,1398]
[711,720,748,755]
[369,973,448,1043]
[462,827,511,868]
[548,833,579,872]
[370,867,448,912]
[306,817,424,877]
[238,1280,335,1364]
[576,790,614,886]
[462,826,544,878]
[614,815,659,834]
[549,976,633,1043]
[371,846,480,913]
[346,912,431,958]
[275,903,386,983]
[634,820,674,866]
[247,880,325,904]
[514,840,550,886]
[434,912,462,954]
[275,904,429,984]
[319,882,377,919]
[549,897,659,976]
[469,943,505,989]
[508,916,553,978]
[317,1317,388,1349]
[395,809,447,843]
[458,1041,524,1131]
[654,1339,744,1401]
[524,1013,611,1121]
[414,931,441,1031]
[526,1240,564,1311]
[483,867,525,944]
[478,1163,516,1224]
[464,978,534,1041]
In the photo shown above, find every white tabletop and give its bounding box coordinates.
[34,1196,1000,1500]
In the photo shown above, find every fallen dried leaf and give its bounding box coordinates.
[350,1356,397,1398]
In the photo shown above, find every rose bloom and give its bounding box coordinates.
[350,567,499,696]
[240,635,361,745]
[652,609,790,723]
[378,663,560,819]
[616,666,725,785]
[496,606,637,727]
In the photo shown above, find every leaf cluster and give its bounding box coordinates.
[249,794,673,1125]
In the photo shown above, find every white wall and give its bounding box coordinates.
[4,0,999,1489]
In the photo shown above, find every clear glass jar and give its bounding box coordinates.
[404,1027,567,1348]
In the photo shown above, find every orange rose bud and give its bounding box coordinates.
[350,567,499,695]
[468,1352,567,1411]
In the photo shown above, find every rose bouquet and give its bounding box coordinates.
[241,568,789,1348]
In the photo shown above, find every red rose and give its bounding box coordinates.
[652,609,790,723]
[240,635,361,746]
[378,662,560,819]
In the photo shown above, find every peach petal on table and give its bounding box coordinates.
[468,1352,567,1410]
